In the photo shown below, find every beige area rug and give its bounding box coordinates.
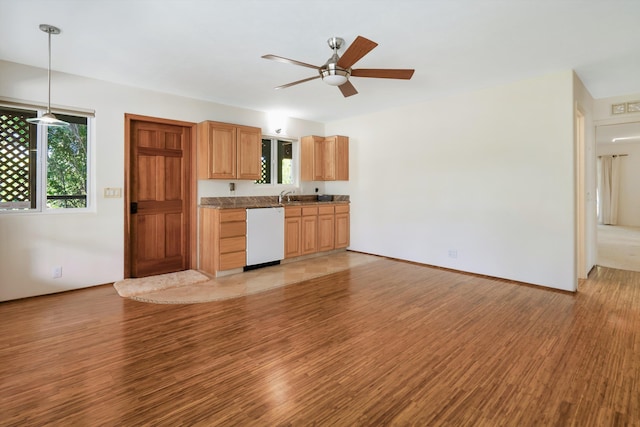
[598,224,640,272]
[113,269,210,297]
[113,251,380,304]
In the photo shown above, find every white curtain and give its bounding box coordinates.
[598,155,621,225]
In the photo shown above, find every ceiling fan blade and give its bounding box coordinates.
[337,36,378,69]
[262,54,320,70]
[339,80,358,97]
[351,68,415,79]
[274,75,321,90]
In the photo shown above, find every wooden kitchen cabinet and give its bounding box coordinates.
[301,206,318,255]
[300,135,349,181]
[317,205,335,252]
[284,203,349,259]
[199,208,246,275]
[284,206,302,259]
[197,120,261,180]
[335,204,350,248]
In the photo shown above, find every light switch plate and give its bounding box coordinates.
[104,187,122,198]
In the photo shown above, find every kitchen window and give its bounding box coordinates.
[256,137,296,185]
[0,105,91,212]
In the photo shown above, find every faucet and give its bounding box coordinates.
[279,190,294,204]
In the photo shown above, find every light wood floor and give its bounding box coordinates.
[1,256,639,426]
[598,224,640,272]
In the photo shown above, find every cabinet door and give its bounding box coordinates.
[318,213,335,252]
[300,136,316,181]
[334,136,349,181]
[335,212,350,248]
[322,136,336,180]
[313,136,325,181]
[301,215,318,255]
[284,216,302,258]
[207,122,236,179]
[199,208,216,274]
[237,126,261,180]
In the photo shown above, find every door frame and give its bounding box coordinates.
[124,113,198,278]
[575,106,587,280]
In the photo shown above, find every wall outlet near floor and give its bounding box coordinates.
[52,266,63,279]
[448,249,458,259]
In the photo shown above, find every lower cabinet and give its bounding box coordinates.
[199,208,246,275]
[317,205,335,252]
[301,206,318,255]
[335,204,350,249]
[284,203,349,259]
[284,207,302,259]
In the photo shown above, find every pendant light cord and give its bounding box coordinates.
[47,28,52,114]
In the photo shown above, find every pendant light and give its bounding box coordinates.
[27,24,69,127]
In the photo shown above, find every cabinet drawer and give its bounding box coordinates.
[220,236,246,254]
[335,204,349,214]
[285,206,302,217]
[220,209,246,222]
[220,221,246,238]
[219,251,246,270]
[318,205,334,215]
[302,206,318,216]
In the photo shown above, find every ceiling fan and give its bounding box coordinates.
[261,36,415,98]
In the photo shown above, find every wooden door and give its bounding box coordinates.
[130,119,191,277]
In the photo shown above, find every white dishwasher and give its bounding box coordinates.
[246,207,285,267]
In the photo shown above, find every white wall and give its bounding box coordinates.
[0,60,324,301]
[325,71,578,291]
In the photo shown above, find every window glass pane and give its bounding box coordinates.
[256,138,271,184]
[278,140,293,185]
[46,114,88,209]
[0,107,37,210]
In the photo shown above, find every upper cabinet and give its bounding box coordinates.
[197,120,262,180]
[300,135,349,181]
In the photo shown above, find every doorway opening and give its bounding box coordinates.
[595,120,640,273]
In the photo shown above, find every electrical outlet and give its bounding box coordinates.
[52,266,62,279]
[448,249,458,259]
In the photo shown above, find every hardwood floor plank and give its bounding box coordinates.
[1,259,639,425]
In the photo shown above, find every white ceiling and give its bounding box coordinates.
[1,0,640,123]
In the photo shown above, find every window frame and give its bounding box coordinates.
[0,103,93,214]
[255,135,298,188]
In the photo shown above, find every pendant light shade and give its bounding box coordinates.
[27,24,69,127]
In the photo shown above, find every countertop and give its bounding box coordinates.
[199,195,350,210]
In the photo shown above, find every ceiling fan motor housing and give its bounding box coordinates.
[320,52,351,86]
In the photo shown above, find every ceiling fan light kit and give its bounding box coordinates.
[26,24,69,127]
[321,68,349,86]
[262,35,414,97]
